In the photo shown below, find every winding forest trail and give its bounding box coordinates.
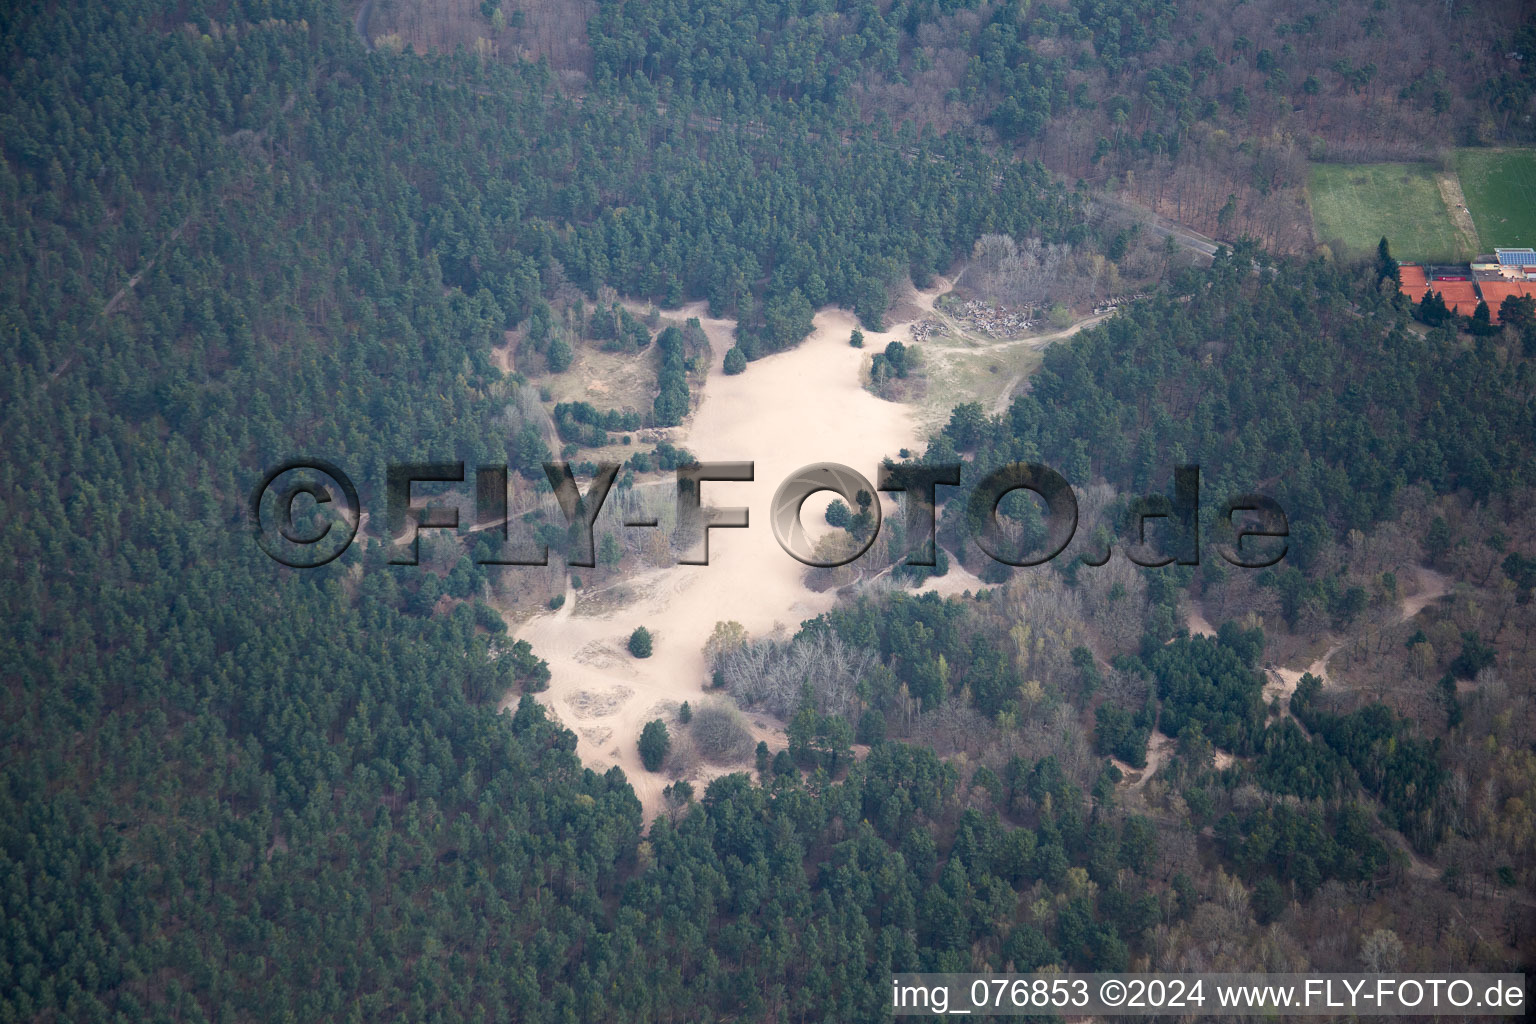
[1111,567,1458,794]
[1251,566,1466,883]
[354,0,375,50]
[1262,565,1451,705]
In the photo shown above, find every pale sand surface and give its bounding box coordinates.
[503,285,947,821]
[914,556,988,599]
[1111,729,1173,789]
[1185,601,1217,638]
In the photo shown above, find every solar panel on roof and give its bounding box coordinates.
[1497,249,1536,267]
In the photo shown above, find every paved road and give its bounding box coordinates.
[1096,193,1222,258]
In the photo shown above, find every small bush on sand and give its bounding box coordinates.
[691,701,754,763]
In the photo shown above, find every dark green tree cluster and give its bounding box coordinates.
[1500,293,1536,357]
[1094,698,1156,768]
[820,592,1020,714]
[1290,677,1446,852]
[554,401,644,446]
[652,325,690,426]
[1416,289,1454,327]
[625,440,696,474]
[639,718,670,769]
[1215,800,1391,899]
[588,302,652,352]
[1149,631,1267,755]
[871,339,911,380]
[722,345,746,374]
[1252,719,1348,801]
[787,701,855,772]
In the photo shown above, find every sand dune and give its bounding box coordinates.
[503,285,946,821]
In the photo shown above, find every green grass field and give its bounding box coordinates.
[1454,148,1536,250]
[1308,162,1466,261]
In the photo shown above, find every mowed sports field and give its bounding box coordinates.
[1309,149,1536,261]
[1455,148,1536,248]
[1308,162,1465,261]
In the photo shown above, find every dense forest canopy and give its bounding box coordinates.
[566,0,1533,246]
[929,249,1536,576]
[4,0,1536,1020]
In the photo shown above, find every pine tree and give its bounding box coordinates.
[1470,299,1495,336]
[1374,237,1399,284]
[639,719,670,770]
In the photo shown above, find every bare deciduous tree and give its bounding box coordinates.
[722,629,873,720]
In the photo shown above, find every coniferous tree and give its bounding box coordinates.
[639,719,671,770]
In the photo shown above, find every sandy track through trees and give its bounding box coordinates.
[1262,565,1451,706]
[1109,568,1457,792]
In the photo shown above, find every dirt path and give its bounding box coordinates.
[1252,565,1452,709]
[912,554,989,599]
[1185,601,1217,638]
[100,216,193,319]
[1263,645,1340,707]
[491,333,515,374]
[1434,172,1481,257]
[920,310,1113,422]
[1119,567,1452,790]
[1399,564,1453,620]
[1096,193,1222,259]
[1112,729,1174,788]
[989,373,1025,415]
[354,0,375,50]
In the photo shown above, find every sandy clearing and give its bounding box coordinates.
[916,310,1113,431]
[1264,653,1332,707]
[503,284,947,821]
[913,554,989,599]
[1185,601,1217,638]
